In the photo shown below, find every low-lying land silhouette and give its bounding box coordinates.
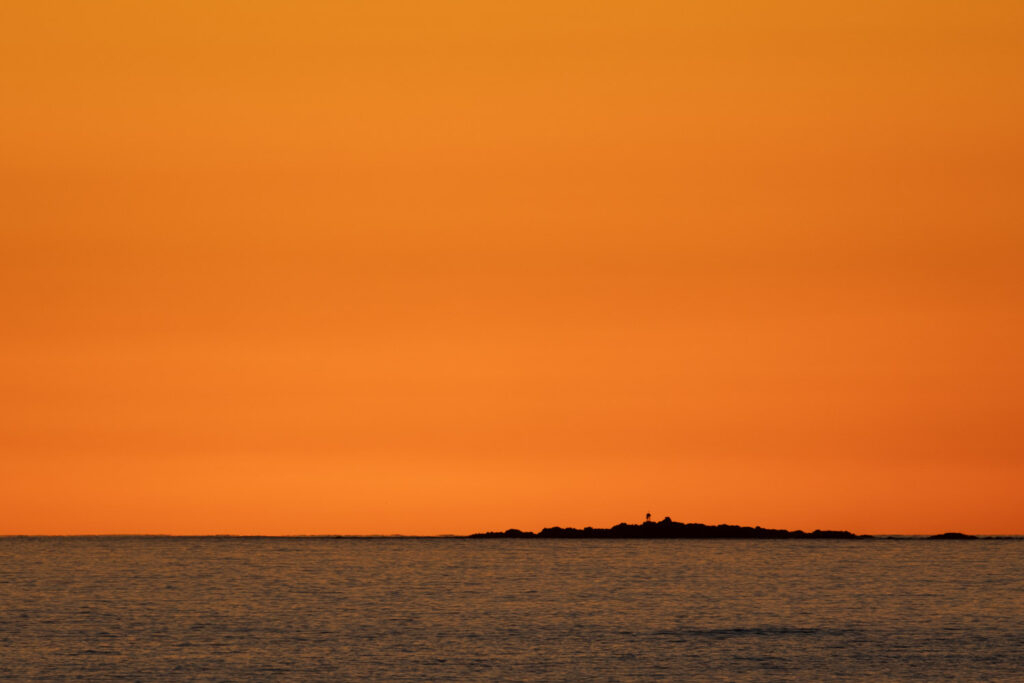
[927,532,978,540]
[470,516,863,539]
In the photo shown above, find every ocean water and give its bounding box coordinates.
[1,538,1021,681]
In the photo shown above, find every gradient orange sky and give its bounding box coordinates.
[2,1,1022,535]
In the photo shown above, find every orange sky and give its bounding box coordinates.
[2,1,1022,535]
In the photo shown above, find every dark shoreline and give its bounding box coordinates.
[469,518,983,540]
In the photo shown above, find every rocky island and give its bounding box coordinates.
[927,532,978,540]
[470,516,864,539]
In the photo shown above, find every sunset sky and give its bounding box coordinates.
[2,1,1022,535]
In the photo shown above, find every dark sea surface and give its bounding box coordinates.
[1,537,1022,681]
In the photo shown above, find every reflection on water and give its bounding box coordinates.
[1,537,1021,681]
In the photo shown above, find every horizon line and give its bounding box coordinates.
[3,533,1022,539]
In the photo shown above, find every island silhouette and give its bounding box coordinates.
[927,532,978,540]
[469,516,863,539]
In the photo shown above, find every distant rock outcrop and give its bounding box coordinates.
[927,532,978,540]
[470,517,863,539]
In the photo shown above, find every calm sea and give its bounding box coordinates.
[1,537,1021,681]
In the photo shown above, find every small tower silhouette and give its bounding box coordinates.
[645,512,652,523]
